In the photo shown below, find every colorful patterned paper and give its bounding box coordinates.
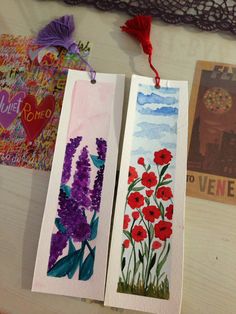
[0,34,91,170]
[105,75,188,314]
[32,70,125,300]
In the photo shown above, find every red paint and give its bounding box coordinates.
[20,94,55,141]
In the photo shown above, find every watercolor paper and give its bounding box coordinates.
[32,70,125,300]
[105,75,188,314]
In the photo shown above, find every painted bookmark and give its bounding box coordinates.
[105,75,188,313]
[32,70,125,300]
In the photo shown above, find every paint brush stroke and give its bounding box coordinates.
[137,92,178,106]
[134,122,177,140]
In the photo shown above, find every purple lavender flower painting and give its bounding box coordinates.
[47,136,107,280]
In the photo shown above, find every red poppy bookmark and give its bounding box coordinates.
[105,75,188,314]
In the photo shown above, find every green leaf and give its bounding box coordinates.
[159,202,165,219]
[149,253,157,272]
[144,242,149,256]
[60,184,71,197]
[149,224,154,240]
[147,164,151,171]
[159,180,172,187]
[145,197,150,205]
[132,186,145,192]
[128,178,141,192]
[135,261,141,274]
[55,218,67,234]
[89,217,99,240]
[160,202,164,211]
[122,257,126,271]
[156,243,170,277]
[90,155,105,168]
[67,248,82,279]
[160,164,169,178]
[123,230,132,241]
[138,250,144,263]
[79,247,96,281]
[68,238,76,255]
[47,250,81,278]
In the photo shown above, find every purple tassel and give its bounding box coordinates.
[36,15,96,82]
[36,15,77,52]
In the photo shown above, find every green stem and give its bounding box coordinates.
[120,247,126,284]
[156,240,167,286]
[153,194,165,220]
[136,208,152,289]
[125,178,141,207]
[157,272,165,283]
[126,221,135,285]
[125,245,133,284]
[140,242,145,284]
[144,222,151,290]
[91,210,97,223]
[84,240,94,258]
[131,240,137,289]
[137,208,149,232]
[79,241,86,268]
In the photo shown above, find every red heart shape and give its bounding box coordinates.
[20,94,55,141]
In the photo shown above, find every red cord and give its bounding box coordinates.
[148,54,160,88]
[121,15,160,88]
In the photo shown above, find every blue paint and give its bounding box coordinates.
[137,105,178,116]
[134,122,177,139]
[89,217,99,241]
[158,87,179,94]
[137,92,178,106]
[79,247,96,281]
[132,146,152,155]
[90,155,105,168]
[47,249,82,278]
[160,142,177,149]
[55,218,67,234]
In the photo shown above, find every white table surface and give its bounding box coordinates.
[0,1,236,314]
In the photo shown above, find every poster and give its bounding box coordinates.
[0,34,90,170]
[187,61,236,205]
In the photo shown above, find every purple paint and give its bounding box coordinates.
[0,90,25,128]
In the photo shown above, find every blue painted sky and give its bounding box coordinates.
[130,83,179,170]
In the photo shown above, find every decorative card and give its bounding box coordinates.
[187,61,236,205]
[32,70,125,300]
[105,75,188,313]
[0,34,90,171]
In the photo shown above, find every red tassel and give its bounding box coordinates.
[121,15,160,88]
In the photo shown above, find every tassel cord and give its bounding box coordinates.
[148,54,160,88]
[121,15,161,88]
[72,45,96,83]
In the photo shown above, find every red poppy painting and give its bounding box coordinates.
[141,171,158,188]
[154,220,172,241]
[127,191,145,209]
[128,166,138,184]
[142,205,161,222]
[118,147,175,300]
[156,186,173,201]
[131,225,147,242]
[123,214,130,229]
[154,148,172,165]
[165,204,173,220]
